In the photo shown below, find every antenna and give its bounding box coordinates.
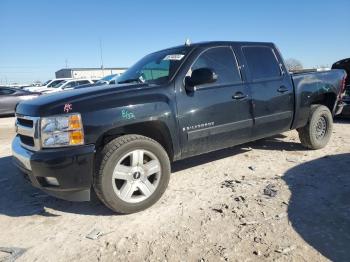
[65,59,68,68]
[185,38,191,46]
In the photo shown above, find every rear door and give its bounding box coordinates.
[176,46,253,158]
[242,45,294,138]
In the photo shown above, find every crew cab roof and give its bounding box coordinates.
[191,41,275,47]
[154,41,276,54]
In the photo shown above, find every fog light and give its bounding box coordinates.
[45,177,59,186]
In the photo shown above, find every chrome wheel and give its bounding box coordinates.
[112,149,161,203]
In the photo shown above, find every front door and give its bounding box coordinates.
[175,46,253,158]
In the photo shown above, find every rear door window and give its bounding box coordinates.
[242,46,281,80]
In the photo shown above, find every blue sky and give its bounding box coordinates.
[0,0,349,84]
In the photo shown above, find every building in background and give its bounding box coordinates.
[55,67,127,79]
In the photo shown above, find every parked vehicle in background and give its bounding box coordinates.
[96,74,121,85]
[73,74,121,90]
[0,87,40,116]
[332,58,350,117]
[42,79,95,94]
[1,84,31,90]
[12,41,346,214]
[24,78,71,93]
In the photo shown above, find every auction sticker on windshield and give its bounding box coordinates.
[163,54,184,60]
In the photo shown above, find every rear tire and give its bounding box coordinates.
[94,135,171,214]
[297,105,333,150]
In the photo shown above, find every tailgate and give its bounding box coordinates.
[332,58,350,99]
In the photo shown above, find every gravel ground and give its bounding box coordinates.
[0,116,349,262]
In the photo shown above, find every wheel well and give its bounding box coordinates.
[96,121,174,161]
[311,93,337,113]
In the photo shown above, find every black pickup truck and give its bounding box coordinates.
[12,41,346,213]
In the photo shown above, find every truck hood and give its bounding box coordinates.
[23,86,48,92]
[16,83,150,116]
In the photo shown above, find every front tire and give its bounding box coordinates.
[94,135,171,214]
[297,105,333,150]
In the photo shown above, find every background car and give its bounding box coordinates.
[73,74,121,90]
[96,74,121,85]
[0,87,40,116]
[42,79,95,94]
[23,78,71,93]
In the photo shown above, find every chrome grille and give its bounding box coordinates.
[15,115,41,151]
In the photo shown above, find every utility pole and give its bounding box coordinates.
[99,39,105,77]
[99,39,104,69]
[65,59,68,68]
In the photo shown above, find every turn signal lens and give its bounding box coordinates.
[69,130,84,145]
[69,114,82,129]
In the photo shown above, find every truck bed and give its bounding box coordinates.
[291,69,346,129]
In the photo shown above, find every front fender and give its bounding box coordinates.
[82,99,180,160]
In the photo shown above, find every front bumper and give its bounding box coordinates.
[12,136,95,201]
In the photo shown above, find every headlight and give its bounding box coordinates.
[40,113,84,148]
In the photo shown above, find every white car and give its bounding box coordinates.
[42,79,95,94]
[24,78,71,93]
[95,74,122,85]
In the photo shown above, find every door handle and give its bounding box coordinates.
[232,92,248,100]
[277,86,289,93]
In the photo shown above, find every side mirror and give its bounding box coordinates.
[109,80,116,85]
[185,68,218,91]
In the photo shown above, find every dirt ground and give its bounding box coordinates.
[0,116,349,262]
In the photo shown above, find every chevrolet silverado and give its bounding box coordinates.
[12,41,347,213]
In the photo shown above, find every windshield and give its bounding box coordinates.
[42,80,51,86]
[47,79,65,88]
[53,80,68,88]
[117,47,190,85]
[96,74,118,84]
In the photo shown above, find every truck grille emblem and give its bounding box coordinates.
[64,103,72,113]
